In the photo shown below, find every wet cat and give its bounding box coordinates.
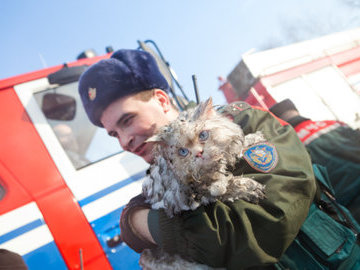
[140,97,266,269]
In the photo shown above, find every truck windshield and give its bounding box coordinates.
[34,82,122,169]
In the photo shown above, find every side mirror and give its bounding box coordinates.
[41,93,76,121]
[48,64,88,85]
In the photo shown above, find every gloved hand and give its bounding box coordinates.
[120,194,157,253]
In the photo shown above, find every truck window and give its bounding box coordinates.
[33,82,122,169]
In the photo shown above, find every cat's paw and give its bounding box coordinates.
[244,131,266,147]
[233,176,266,203]
[246,184,266,203]
[209,181,227,196]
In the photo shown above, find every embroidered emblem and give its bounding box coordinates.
[88,87,96,101]
[243,142,278,173]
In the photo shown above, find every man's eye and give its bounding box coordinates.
[199,130,209,141]
[122,116,134,126]
[109,132,118,138]
[178,147,189,157]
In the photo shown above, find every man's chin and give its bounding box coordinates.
[142,153,154,164]
[139,142,155,164]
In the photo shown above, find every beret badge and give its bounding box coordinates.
[88,87,97,101]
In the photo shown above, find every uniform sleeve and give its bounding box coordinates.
[305,126,360,207]
[148,104,317,269]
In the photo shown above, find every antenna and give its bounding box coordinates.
[137,40,190,110]
[79,249,84,270]
[192,75,200,104]
[38,53,48,68]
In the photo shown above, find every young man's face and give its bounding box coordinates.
[100,90,176,163]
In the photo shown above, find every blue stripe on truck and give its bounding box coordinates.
[0,219,43,244]
[78,170,146,207]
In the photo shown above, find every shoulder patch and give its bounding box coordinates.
[243,142,278,173]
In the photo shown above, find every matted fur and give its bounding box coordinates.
[140,98,266,269]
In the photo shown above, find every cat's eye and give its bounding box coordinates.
[199,130,209,141]
[178,147,189,157]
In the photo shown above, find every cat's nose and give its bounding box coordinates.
[196,150,203,158]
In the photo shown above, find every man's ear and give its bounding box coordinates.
[153,89,171,113]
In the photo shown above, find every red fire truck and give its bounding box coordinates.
[0,42,185,270]
[219,28,360,130]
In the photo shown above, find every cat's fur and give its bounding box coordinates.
[140,98,266,270]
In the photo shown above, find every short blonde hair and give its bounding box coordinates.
[134,89,179,110]
[133,89,155,101]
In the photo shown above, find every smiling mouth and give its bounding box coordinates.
[134,143,146,156]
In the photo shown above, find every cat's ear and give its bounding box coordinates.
[146,134,163,143]
[193,97,215,120]
[146,126,171,144]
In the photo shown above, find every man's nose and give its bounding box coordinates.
[120,134,134,152]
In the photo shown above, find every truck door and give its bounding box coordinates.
[13,68,148,269]
[0,159,67,269]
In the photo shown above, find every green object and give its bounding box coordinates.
[148,102,317,269]
[276,164,360,270]
[305,125,360,222]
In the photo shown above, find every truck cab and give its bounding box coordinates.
[0,49,150,269]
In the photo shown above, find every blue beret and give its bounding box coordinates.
[78,49,170,127]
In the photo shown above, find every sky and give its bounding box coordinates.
[1,0,360,105]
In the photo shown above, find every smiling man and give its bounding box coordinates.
[78,50,179,164]
[78,49,322,269]
[100,89,178,163]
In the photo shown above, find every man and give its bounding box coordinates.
[270,99,360,222]
[78,49,317,269]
